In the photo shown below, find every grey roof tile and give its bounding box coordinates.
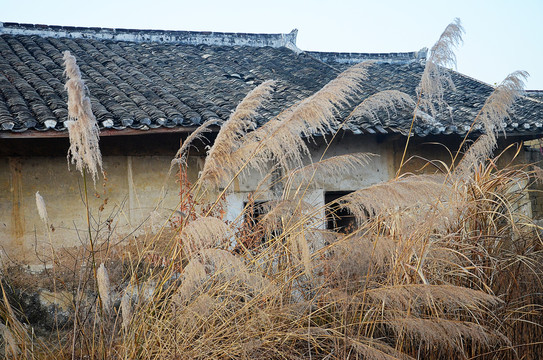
[0,23,541,138]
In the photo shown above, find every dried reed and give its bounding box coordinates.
[63,50,103,183]
[35,191,48,224]
[8,19,542,360]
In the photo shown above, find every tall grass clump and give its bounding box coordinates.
[1,19,542,360]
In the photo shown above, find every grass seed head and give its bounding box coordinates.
[63,50,103,183]
[35,191,48,224]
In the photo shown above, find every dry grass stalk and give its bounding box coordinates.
[63,51,103,183]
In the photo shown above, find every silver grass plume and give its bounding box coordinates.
[257,200,316,229]
[288,153,376,185]
[346,90,415,124]
[348,338,414,360]
[456,71,528,178]
[388,317,506,351]
[177,249,271,303]
[180,217,232,258]
[0,324,18,357]
[170,118,222,173]
[200,80,275,187]
[97,263,111,314]
[418,18,464,116]
[367,284,500,310]
[239,62,372,175]
[337,174,448,223]
[121,291,132,329]
[35,191,48,224]
[63,51,103,183]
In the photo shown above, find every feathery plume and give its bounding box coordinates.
[388,318,502,351]
[348,338,414,360]
[418,18,464,116]
[456,71,528,177]
[257,199,316,229]
[97,263,111,314]
[337,174,449,222]
[170,118,222,173]
[346,90,415,124]
[202,62,372,189]
[248,62,372,171]
[367,284,500,311]
[63,51,103,183]
[121,291,132,329]
[288,153,376,184]
[0,324,19,357]
[200,80,275,187]
[35,191,48,224]
[180,217,232,258]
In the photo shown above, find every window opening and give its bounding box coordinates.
[325,191,356,233]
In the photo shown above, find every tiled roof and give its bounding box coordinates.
[339,62,543,137]
[527,90,543,102]
[0,22,541,138]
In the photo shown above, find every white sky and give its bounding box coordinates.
[2,0,542,89]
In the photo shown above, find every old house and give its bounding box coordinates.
[1,22,542,266]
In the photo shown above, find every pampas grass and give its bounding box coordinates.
[200,80,275,187]
[120,292,132,330]
[456,71,529,178]
[170,118,222,172]
[1,323,19,357]
[180,217,232,258]
[63,50,103,183]
[250,62,372,171]
[6,19,542,360]
[335,174,449,222]
[418,18,464,116]
[97,263,111,314]
[35,191,48,224]
[346,90,416,124]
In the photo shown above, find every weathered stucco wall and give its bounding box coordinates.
[0,154,202,265]
[2,132,532,266]
[0,133,396,265]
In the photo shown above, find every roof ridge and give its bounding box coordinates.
[306,47,428,65]
[0,21,300,49]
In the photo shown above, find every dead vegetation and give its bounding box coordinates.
[1,19,542,360]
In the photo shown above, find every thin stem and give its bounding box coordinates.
[83,171,98,285]
[396,96,421,179]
